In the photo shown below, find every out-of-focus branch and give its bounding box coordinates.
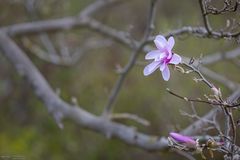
[22,37,112,65]
[24,0,116,65]
[102,0,157,116]
[24,0,59,57]
[200,66,238,91]
[1,17,133,47]
[79,0,121,17]
[200,47,240,65]
[0,31,170,151]
[1,17,239,44]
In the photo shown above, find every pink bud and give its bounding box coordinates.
[169,132,197,148]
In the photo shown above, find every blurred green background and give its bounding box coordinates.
[0,0,239,159]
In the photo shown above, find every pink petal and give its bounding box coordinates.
[167,36,175,50]
[154,35,167,50]
[145,50,161,60]
[161,65,170,81]
[169,54,181,64]
[143,61,160,76]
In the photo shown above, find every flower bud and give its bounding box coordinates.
[169,132,197,148]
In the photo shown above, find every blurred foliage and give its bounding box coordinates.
[0,0,239,159]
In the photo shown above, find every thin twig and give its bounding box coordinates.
[181,59,213,89]
[166,88,240,108]
[181,88,240,136]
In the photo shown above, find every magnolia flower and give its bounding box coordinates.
[169,132,197,148]
[143,35,181,81]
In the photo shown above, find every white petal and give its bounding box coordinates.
[154,35,167,50]
[160,62,166,71]
[143,61,160,76]
[169,54,182,64]
[145,50,161,60]
[161,65,170,81]
[168,36,175,50]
